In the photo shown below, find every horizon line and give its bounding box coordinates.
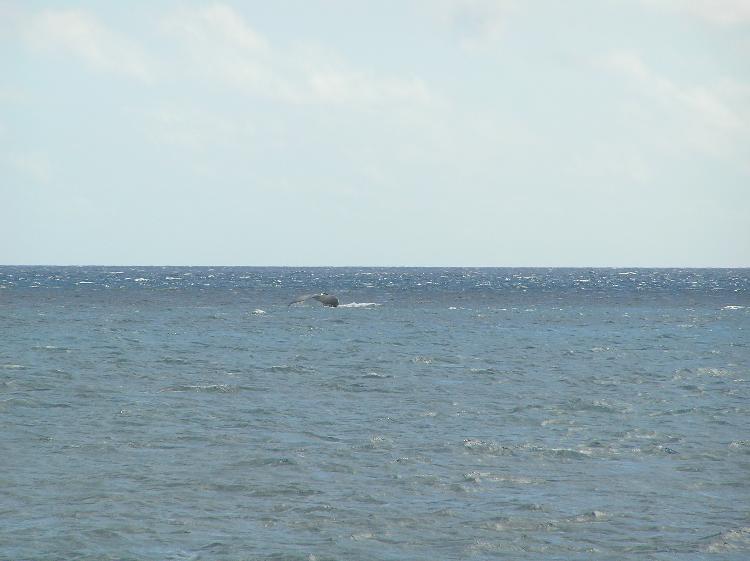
[1,264,749,269]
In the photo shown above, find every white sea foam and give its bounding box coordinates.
[573,510,608,522]
[338,302,380,308]
[159,384,233,393]
[723,305,744,310]
[704,526,750,552]
[252,309,267,315]
[697,367,733,377]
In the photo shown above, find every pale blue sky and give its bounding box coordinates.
[2,1,748,266]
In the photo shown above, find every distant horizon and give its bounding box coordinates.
[1,263,748,270]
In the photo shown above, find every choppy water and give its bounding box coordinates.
[1,267,749,560]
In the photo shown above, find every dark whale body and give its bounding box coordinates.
[288,293,339,307]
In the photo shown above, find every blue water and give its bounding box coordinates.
[1,267,749,560]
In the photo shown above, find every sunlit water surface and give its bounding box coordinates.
[1,267,749,560]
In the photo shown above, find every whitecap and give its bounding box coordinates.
[159,384,234,393]
[463,438,510,455]
[361,371,389,378]
[723,305,745,310]
[338,302,380,308]
[697,367,732,377]
[413,356,433,364]
[572,510,608,522]
[366,435,392,449]
[546,447,593,459]
[34,345,70,352]
[704,526,750,552]
[252,309,267,315]
[491,475,536,485]
[463,471,489,483]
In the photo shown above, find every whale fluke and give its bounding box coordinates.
[288,292,339,307]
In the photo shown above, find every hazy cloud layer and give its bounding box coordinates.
[25,9,152,80]
[645,0,750,26]
[2,1,748,265]
[162,4,433,104]
[602,50,749,157]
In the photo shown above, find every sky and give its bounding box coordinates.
[1,0,748,267]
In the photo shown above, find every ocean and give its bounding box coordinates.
[1,267,749,560]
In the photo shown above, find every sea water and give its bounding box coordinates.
[1,267,749,560]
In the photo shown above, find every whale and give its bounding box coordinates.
[288,292,339,307]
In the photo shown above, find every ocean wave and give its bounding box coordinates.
[703,526,750,552]
[159,384,235,393]
[32,345,71,352]
[696,367,734,377]
[366,434,393,449]
[3,265,749,559]
[0,397,41,409]
[542,447,593,460]
[361,371,392,378]
[729,440,750,451]
[268,364,311,373]
[463,439,512,455]
[463,471,537,485]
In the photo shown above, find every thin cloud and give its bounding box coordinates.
[644,0,750,26]
[147,104,253,151]
[307,68,432,104]
[161,4,298,102]
[5,151,52,183]
[427,0,517,50]
[0,85,27,104]
[602,51,748,157]
[567,144,653,185]
[25,9,152,81]
[162,3,434,105]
